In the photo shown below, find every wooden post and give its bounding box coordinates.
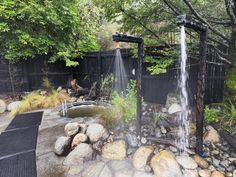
[136,41,144,136]
[196,30,208,155]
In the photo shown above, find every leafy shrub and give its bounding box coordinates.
[112,80,137,123]
[204,105,220,124]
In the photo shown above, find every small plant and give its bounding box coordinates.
[204,105,220,124]
[111,80,137,123]
[11,90,70,116]
[221,100,236,126]
[100,74,114,99]
[42,77,54,92]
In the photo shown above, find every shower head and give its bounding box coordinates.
[177,15,208,32]
[112,33,143,44]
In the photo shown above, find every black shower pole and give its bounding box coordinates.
[177,15,208,155]
[112,33,144,136]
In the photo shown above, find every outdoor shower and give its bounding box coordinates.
[112,33,144,136]
[177,14,208,155]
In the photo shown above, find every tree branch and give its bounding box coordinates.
[182,0,230,42]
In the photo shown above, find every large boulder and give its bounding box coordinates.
[54,136,71,156]
[7,101,21,111]
[86,123,109,143]
[176,156,198,170]
[168,103,182,114]
[64,122,79,137]
[0,99,6,113]
[133,146,154,170]
[64,143,93,166]
[194,154,209,169]
[150,150,182,177]
[203,126,220,144]
[102,140,127,160]
[71,133,88,149]
[183,169,199,177]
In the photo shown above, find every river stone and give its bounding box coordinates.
[81,161,112,177]
[166,93,180,108]
[79,123,87,134]
[0,99,6,113]
[168,103,182,114]
[199,169,211,177]
[203,126,220,144]
[67,166,84,177]
[194,154,209,168]
[211,171,225,177]
[183,169,198,177]
[126,133,138,147]
[7,101,21,111]
[102,140,126,160]
[133,171,153,177]
[65,122,79,137]
[233,170,236,177]
[64,143,93,166]
[71,133,88,149]
[133,146,154,170]
[54,136,71,156]
[176,156,198,170]
[150,150,182,177]
[86,123,108,143]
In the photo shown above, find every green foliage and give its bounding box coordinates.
[112,80,137,123]
[42,77,54,91]
[204,105,220,124]
[225,65,236,104]
[0,0,100,66]
[145,48,177,75]
[221,100,236,126]
[11,89,70,116]
[100,74,114,99]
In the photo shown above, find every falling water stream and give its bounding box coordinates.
[177,26,190,154]
[114,48,128,92]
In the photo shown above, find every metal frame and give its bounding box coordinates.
[112,33,144,136]
[177,14,208,155]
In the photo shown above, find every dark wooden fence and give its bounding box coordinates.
[0,46,226,104]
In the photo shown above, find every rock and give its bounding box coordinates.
[108,160,133,176]
[176,155,198,170]
[64,122,79,137]
[71,133,88,148]
[194,154,209,168]
[40,90,47,95]
[133,171,153,177]
[233,170,236,177]
[211,171,225,177]
[86,123,109,143]
[79,124,87,134]
[220,160,230,168]
[0,99,6,113]
[102,140,126,160]
[169,146,178,153]
[92,140,103,153]
[212,157,220,167]
[67,166,83,177]
[57,86,62,92]
[203,126,220,144]
[183,169,198,177]
[126,133,138,147]
[133,146,154,170]
[81,161,112,177]
[160,125,167,134]
[54,136,71,156]
[168,103,182,114]
[141,137,147,144]
[155,128,162,138]
[70,97,77,102]
[150,150,182,177]
[64,143,93,166]
[7,101,21,111]
[199,169,211,177]
[166,93,180,108]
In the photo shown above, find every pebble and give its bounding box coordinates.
[160,126,167,134]
[169,146,178,153]
[141,137,147,144]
